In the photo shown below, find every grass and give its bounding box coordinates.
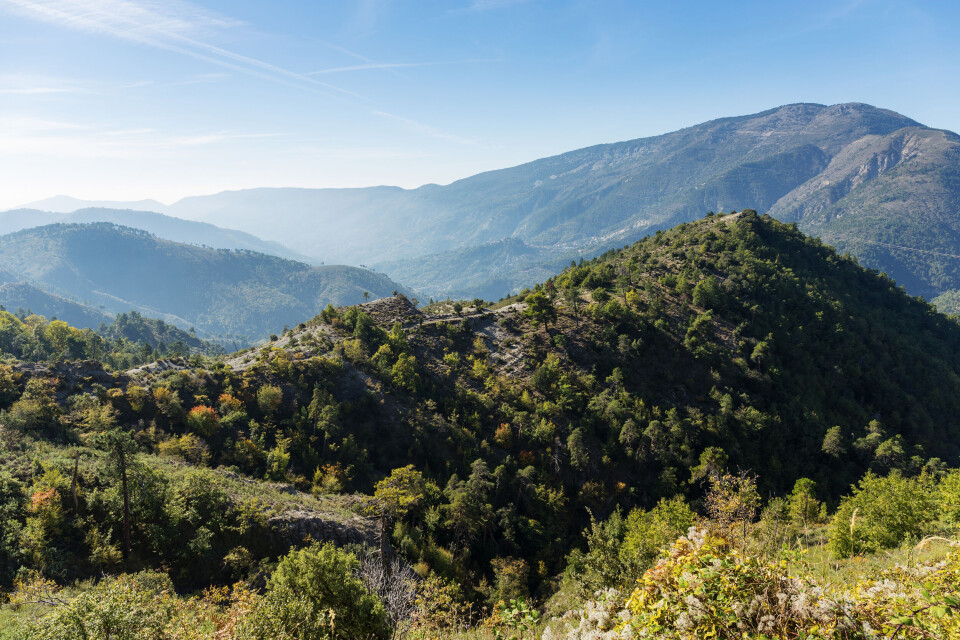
[783,524,958,588]
[143,454,362,521]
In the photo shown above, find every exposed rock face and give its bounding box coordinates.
[267,509,379,550]
[355,294,424,328]
[14,360,124,400]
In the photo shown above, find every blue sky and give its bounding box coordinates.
[0,0,958,208]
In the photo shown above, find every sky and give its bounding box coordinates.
[1,0,959,209]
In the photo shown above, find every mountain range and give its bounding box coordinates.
[11,102,960,303]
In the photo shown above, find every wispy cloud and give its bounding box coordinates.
[0,114,285,158]
[102,128,155,136]
[0,1,484,148]
[0,0,365,100]
[0,116,87,133]
[166,131,284,147]
[168,72,229,86]
[306,59,497,76]
[0,73,87,94]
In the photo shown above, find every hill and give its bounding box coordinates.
[0,207,314,263]
[4,212,960,637]
[144,102,960,300]
[0,223,407,341]
[0,281,113,328]
[0,285,224,358]
[6,212,960,583]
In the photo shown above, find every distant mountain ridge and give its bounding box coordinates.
[0,223,407,341]
[0,207,316,263]
[19,103,960,301]
[162,102,960,300]
[16,195,171,213]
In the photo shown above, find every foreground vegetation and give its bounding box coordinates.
[3,467,959,639]
[2,211,960,637]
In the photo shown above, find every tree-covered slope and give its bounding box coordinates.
[6,211,960,639]
[0,282,112,329]
[6,212,960,591]
[0,223,407,341]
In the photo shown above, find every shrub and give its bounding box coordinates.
[619,496,695,581]
[557,527,960,640]
[186,405,219,437]
[157,433,210,464]
[622,528,857,639]
[250,542,391,640]
[14,571,205,640]
[256,385,283,415]
[939,468,960,525]
[490,557,530,605]
[828,471,936,557]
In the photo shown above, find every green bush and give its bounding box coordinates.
[15,572,196,640]
[249,542,391,640]
[571,496,695,593]
[828,471,936,557]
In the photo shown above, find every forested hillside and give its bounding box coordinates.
[2,212,960,638]
[0,307,221,369]
[0,223,407,342]
[0,282,112,329]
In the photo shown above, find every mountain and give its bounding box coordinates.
[0,207,315,263]
[14,195,171,213]
[0,223,407,341]
[146,103,960,301]
[768,126,960,297]
[22,104,960,301]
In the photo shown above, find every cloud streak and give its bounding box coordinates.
[0,1,483,149]
[0,0,365,100]
[0,87,74,94]
[0,114,286,159]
